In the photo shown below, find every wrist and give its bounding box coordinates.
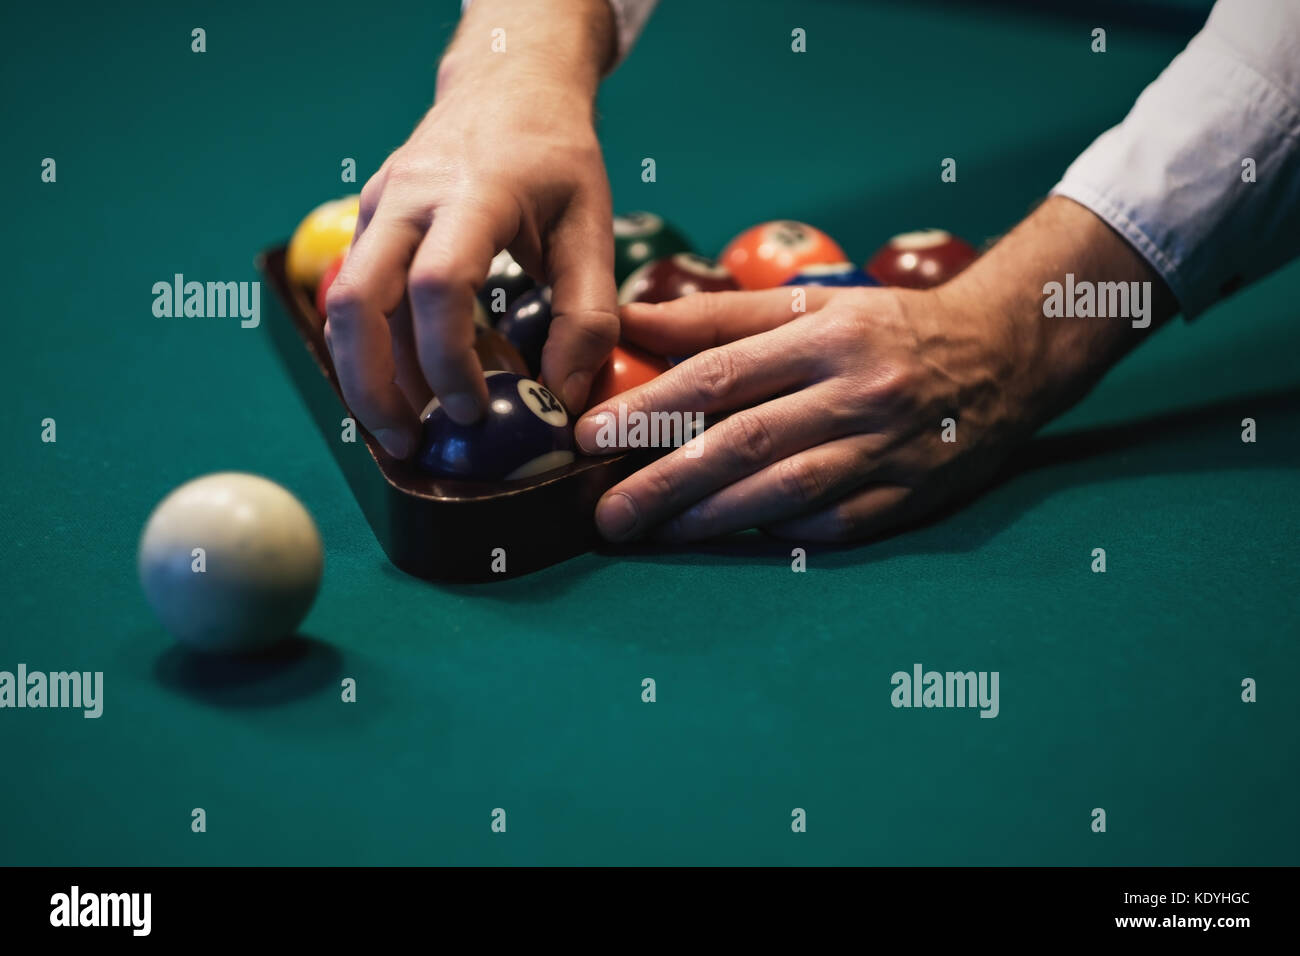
[439,0,615,102]
[942,198,1177,431]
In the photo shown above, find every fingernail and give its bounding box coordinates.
[375,428,414,459]
[561,371,592,414]
[440,392,481,423]
[597,492,640,540]
[576,412,615,453]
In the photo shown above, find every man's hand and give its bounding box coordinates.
[323,0,620,458]
[577,197,1178,543]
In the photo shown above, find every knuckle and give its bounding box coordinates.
[688,291,727,323]
[643,463,680,507]
[822,309,873,349]
[871,363,919,407]
[324,272,365,317]
[359,176,384,217]
[687,290,743,329]
[407,269,452,304]
[836,288,879,313]
[776,456,826,505]
[559,308,621,351]
[385,156,431,185]
[408,262,473,309]
[821,506,860,542]
[724,413,775,468]
[847,362,916,413]
[690,348,741,402]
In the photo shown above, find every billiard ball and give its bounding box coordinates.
[478,249,536,319]
[618,253,739,304]
[287,196,360,294]
[316,254,345,318]
[613,212,691,283]
[783,262,880,287]
[586,344,672,409]
[496,287,553,376]
[720,220,848,289]
[418,372,575,481]
[138,473,324,654]
[474,325,530,376]
[865,229,979,289]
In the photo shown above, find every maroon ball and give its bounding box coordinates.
[865,229,979,289]
[618,253,739,304]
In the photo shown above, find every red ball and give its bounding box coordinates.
[586,344,672,409]
[865,230,978,289]
[720,220,847,289]
[316,254,345,318]
[619,253,739,304]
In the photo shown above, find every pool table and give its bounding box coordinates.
[1,0,1296,866]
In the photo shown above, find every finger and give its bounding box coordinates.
[386,295,434,416]
[353,157,393,241]
[654,435,883,542]
[619,286,839,356]
[324,209,425,458]
[575,323,822,452]
[539,197,620,413]
[407,202,513,424]
[761,483,917,543]
[590,385,857,542]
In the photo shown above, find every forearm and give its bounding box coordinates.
[439,0,617,103]
[938,196,1179,431]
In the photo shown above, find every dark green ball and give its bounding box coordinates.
[613,212,691,283]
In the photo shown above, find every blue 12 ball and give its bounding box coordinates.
[417,372,575,481]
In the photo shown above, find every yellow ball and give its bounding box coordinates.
[287,196,360,292]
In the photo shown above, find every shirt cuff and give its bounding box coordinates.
[605,0,657,67]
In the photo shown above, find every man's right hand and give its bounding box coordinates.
[323,0,621,458]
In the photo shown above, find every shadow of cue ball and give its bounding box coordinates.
[152,634,342,708]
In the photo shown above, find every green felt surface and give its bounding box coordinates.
[1,0,1296,865]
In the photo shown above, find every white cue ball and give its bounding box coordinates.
[138,473,324,653]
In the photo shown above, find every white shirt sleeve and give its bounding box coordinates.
[1050,0,1300,318]
[460,0,658,70]
[605,0,658,63]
